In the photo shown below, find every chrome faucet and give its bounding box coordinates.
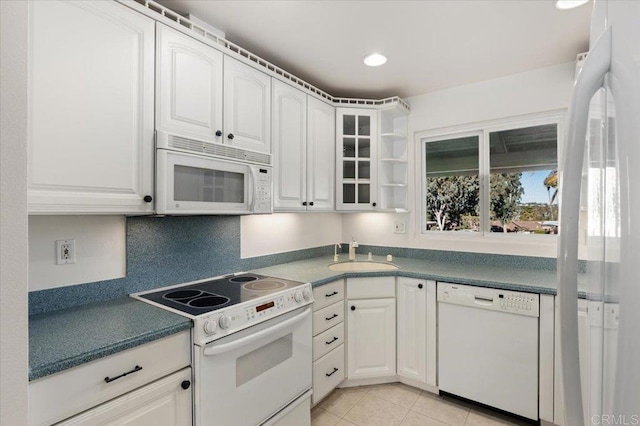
[349,237,359,261]
[333,243,342,262]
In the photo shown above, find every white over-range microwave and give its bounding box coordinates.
[155,132,273,215]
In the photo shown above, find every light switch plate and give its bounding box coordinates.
[394,221,406,234]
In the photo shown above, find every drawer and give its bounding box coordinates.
[313,323,344,361]
[313,300,344,336]
[312,344,345,405]
[313,280,345,311]
[56,367,192,426]
[347,277,395,299]
[29,331,190,426]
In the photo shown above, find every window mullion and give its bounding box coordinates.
[479,130,490,235]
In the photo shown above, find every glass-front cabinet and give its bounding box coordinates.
[336,109,378,210]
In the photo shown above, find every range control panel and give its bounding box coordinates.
[194,283,313,345]
[437,282,539,318]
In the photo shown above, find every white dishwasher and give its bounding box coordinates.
[437,282,539,420]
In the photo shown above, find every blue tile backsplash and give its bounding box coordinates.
[29,215,567,315]
[29,216,332,315]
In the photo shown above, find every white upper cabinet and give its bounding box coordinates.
[336,108,378,210]
[28,1,155,214]
[272,80,335,211]
[223,56,272,154]
[156,23,223,143]
[272,80,307,210]
[307,97,336,211]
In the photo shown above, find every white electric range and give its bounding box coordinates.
[132,273,314,426]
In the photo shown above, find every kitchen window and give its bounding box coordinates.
[421,117,560,235]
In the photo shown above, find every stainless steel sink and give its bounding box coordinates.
[328,261,398,272]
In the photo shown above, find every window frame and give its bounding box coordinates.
[417,111,565,239]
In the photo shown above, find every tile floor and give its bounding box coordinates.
[311,383,534,426]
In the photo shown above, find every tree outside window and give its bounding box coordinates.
[423,122,559,235]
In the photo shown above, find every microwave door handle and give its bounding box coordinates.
[248,166,256,212]
[203,307,310,357]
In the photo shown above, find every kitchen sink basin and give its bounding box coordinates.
[328,261,398,272]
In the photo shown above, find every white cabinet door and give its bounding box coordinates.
[223,56,271,154]
[396,278,427,384]
[156,23,223,143]
[57,368,192,426]
[272,80,307,210]
[336,108,378,210]
[28,1,155,214]
[307,97,335,211]
[347,298,395,379]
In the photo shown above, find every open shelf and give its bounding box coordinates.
[380,132,406,141]
[378,105,409,211]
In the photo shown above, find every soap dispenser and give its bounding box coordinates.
[349,237,359,260]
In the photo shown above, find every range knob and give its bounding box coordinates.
[218,314,231,329]
[294,291,303,303]
[302,288,312,301]
[203,319,217,335]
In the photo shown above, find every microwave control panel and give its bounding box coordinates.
[253,166,272,213]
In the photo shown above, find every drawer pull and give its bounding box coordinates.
[104,365,142,384]
[325,313,338,321]
[326,367,339,377]
[325,291,338,298]
[326,336,339,345]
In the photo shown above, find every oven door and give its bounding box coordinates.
[194,306,312,426]
[156,149,252,214]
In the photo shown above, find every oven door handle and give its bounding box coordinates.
[203,307,311,356]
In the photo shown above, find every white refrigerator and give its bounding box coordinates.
[559,0,640,425]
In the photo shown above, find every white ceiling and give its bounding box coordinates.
[156,0,591,99]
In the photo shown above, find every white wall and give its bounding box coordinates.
[1,1,29,424]
[241,213,342,258]
[29,216,126,291]
[343,62,575,257]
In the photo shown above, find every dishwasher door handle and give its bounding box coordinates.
[473,295,494,305]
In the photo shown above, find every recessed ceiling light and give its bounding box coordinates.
[554,0,590,10]
[363,53,387,67]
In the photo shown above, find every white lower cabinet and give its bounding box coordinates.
[29,331,191,426]
[346,277,396,380]
[312,280,346,404]
[396,278,437,388]
[313,345,346,404]
[57,367,192,426]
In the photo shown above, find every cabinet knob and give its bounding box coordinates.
[418,283,423,289]
[302,201,307,206]
[181,380,191,390]
[372,202,377,207]
[350,306,356,311]
[227,133,235,140]
[143,195,153,203]
[309,201,314,206]
[215,130,222,137]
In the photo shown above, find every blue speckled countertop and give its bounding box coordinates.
[30,253,560,382]
[29,298,191,382]
[251,254,559,295]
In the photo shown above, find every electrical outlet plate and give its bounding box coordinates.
[56,239,75,265]
[393,221,406,234]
